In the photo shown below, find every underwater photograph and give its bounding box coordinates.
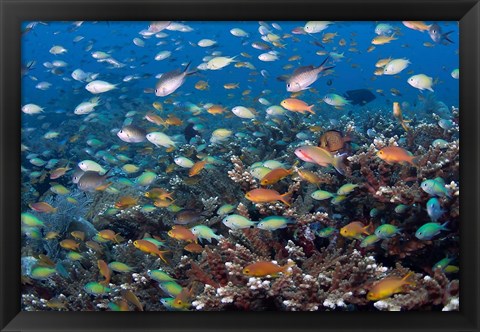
[20,20,459,311]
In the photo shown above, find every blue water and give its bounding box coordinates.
[22,21,459,120]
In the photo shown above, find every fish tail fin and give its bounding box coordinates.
[157,250,171,264]
[318,56,330,68]
[440,221,450,231]
[402,271,416,285]
[280,192,292,207]
[443,31,454,44]
[401,121,410,132]
[332,153,347,175]
[364,221,374,235]
[307,105,315,114]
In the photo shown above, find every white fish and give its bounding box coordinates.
[197,39,216,47]
[206,56,237,70]
[91,51,110,59]
[74,97,101,115]
[286,57,332,92]
[148,21,171,33]
[258,98,271,106]
[210,129,232,143]
[35,82,51,90]
[231,106,256,119]
[133,37,145,47]
[72,69,97,82]
[266,105,287,116]
[304,21,332,34]
[52,60,68,67]
[407,74,434,92]
[222,214,256,230]
[258,52,278,62]
[155,62,194,97]
[230,28,249,37]
[49,45,67,55]
[451,68,459,79]
[174,156,194,168]
[154,51,171,61]
[22,104,44,115]
[146,132,176,148]
[78,160,107,174]
[166,22,193,32]
[85,80,117,94]
[383,59,410,75]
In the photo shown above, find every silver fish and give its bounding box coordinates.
[286,57,333,92]
[155,62,194,97]
[428,23,454,45]
[77,170,110,192]
[117,125,146,143]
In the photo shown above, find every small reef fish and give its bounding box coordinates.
[376,146,418,166]
[367,272,415,301]
[242,260,295,277]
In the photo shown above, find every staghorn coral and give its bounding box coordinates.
[227,155,258,191]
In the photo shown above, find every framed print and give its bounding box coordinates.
[1,0,479,331]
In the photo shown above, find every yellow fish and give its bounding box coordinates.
[367,272,415,301]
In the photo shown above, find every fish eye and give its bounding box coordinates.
[244,269,249,273]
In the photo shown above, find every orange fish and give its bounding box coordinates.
[59,239,80,251]
[144,112,164,126]
[392,102,412,132]
[165,163,176,173]
[114,196,138,209]
[207,105,226,115]
[242,261,294,277]
[167,225,197,243]
[70,231,85,241]
[153,198,174,208]
[376,146,418,166]
[183,243,203,254]
[280,98,314,114]
[98,229,123,243]
[318,130,351,153]
[50,166,71,179]
[145,188,174,200]
[165,115,183,127]
[194,80,209,91]
[260,167,295,186]
[340,221,373,240]
[123,290,144,311]
[245,188,292,206]
[29,202,57,213]
[86,240,103,253]
[223,83,239,89]
[296,169,324,186]
[97,259,111,286]
[188,160,207,177]
[402,21,431,32]
[367,271,415,301]
[172,287,194,310]
[133,239,169,263]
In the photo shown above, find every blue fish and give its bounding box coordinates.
[426,198,445,222]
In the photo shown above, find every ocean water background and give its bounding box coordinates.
[22,21,459,126]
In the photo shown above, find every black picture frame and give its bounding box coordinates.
[1,0,479,331]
